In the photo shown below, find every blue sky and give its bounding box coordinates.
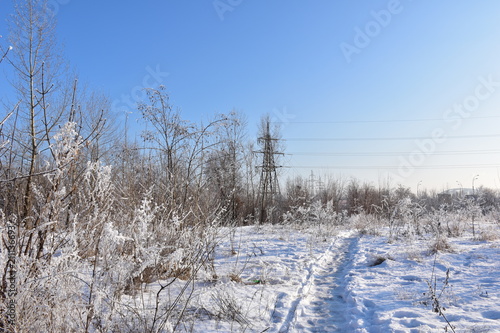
[1,0,500,192]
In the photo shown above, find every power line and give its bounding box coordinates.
[288,164,500,170]
[273,115,500,125]
[288,149,500,157]
[284,134,500,142]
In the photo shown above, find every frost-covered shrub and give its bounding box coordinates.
[428,236,454,254]
[282,205,310,226]
[349,211,384,236]
[458,197,483,238]
[0,122,225,332]
[51,121,83,168]
[388,197,425,240]
[282,200,345,228]
[427,206,466,238]
[476,226,500,241]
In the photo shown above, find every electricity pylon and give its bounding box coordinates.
[256,118,283,223]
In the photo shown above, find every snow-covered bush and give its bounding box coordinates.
[458,197,483,238]
[427,206,466,238]
[388,197,425,240]
[349,211,384,236]
[283,200,344,227]
[0,122,226,332]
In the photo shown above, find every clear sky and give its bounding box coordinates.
[1,0,500,193]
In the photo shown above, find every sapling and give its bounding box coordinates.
[423,253,456,333]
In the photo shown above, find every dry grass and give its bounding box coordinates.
[476,227,500,242]
[428,237,454,255]
[229,273,243,283]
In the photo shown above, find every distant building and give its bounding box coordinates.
[438,188,476,206]
[441,188,474,198]
[437,192,452,205]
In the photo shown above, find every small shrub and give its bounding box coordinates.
[229,273,243,283]
[210,289,249,326]
[475,227,500,242]
[428,237,454,255]
[350,213,383,236]
[422,258,456,333]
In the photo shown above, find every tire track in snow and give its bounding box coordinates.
[276,231,359,332]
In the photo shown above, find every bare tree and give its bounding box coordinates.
[204,111,247,223]
[285,175,310,209]
[0,35,13,65]
[4,0,64,222]
[242,141,259,220]
[137,86,234,224]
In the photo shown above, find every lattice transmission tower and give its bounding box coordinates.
[256,118,283,223]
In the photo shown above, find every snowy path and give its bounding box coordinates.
[195,224,500,332]
[275,232,358,332]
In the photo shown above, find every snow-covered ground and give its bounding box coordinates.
[137,221,500,332]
